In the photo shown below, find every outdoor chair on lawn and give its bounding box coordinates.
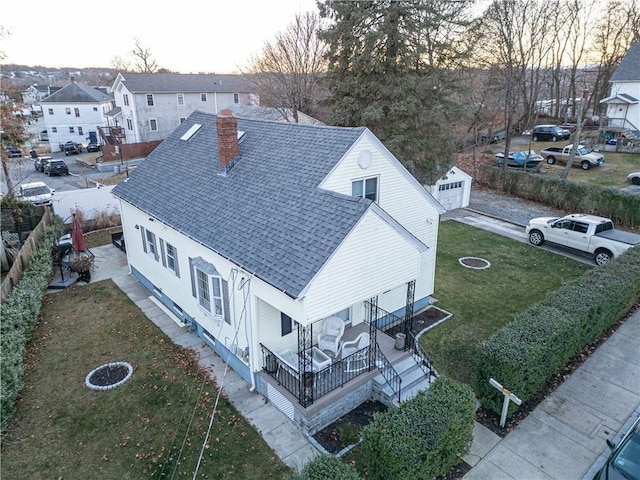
[318,316,345,358]
[340,332,370,373]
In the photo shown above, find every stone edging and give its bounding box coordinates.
[85,361,134,391]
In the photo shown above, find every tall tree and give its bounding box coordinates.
[1,101,27,198]
[245,11,327,122]
[318,0,477,184]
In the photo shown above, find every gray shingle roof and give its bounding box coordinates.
[611,42,640,82]
[112,111,371,297]
[41,82,113,103]
[116,72,252,93]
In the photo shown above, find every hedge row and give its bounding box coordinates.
[362,376,476,480]
[476,166,640,229]
[0,227,54,433]
[475,246,640,415]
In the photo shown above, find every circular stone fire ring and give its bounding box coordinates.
[458,257,491,270]
[85,362,134,391]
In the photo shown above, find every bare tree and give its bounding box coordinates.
[131,39,158,73]
[110,54,131,72]
[1,100,27,198]
[589,0,640,118]
[244,12,327,122]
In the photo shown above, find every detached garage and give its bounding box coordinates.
[430,167,472,211]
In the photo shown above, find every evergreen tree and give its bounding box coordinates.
[318,0,477,184]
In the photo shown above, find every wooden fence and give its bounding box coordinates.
[1,208,54,303]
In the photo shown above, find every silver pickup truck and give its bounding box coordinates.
[540,144,605,170]
[526,214,640,265]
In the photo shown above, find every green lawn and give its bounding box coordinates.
[1,281,290,480]
[420,221,590,386]
[526,140,640,188]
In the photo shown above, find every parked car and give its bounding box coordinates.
[531,125,571,142]
[628,172,640,185]
[62,141,82,155]
[526,213,640,265]
[593,415,640,480]
[6,147,22,158]
[18,181,54,206]
[541,145,605,170]
[86,142,101,152]
[34,155,53,172]
[43,158,69,176]
[494,150,544,169]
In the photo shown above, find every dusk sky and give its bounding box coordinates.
[1,0,317,73]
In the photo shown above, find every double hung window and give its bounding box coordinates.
[352,177,378,201]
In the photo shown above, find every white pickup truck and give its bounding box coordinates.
[526,214,640,265]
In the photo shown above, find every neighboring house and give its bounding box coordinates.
[600,42,640,139]
[21,84,51,105]
[112,110,444,433]
[225,104,324,125]
[109,72,257,144]
[429,166,472,211]
[40,78,115,151]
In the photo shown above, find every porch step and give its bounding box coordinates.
[373,356,433,406]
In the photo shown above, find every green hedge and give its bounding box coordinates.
[362,376,476,480]
[287,455,362,480]
[476,166,640,229]
[0,227,54,433]
[476,246,640,415]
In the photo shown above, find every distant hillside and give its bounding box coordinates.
[1,64,118,88]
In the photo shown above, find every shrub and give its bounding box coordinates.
[476,246,640,416]
[475,166,640,229]
[0,227,55,433]
[362,376,476,480]
[287,455,362,480]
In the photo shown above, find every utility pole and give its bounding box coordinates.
[561,90,588,179]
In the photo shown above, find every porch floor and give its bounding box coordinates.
[261,323,411,417]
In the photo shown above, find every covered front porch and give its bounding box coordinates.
[258,288,436,413]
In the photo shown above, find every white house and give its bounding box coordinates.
[40,78,114,151]
[112,110,444,433]
[109,72,257,144]
[600,42,640,138]
[430,166,473,211]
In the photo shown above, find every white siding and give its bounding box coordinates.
[320,131,442,310]
[303,209,423,322]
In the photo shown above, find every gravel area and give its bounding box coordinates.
[467,188,567,226]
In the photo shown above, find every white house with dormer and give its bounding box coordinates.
[112,110,444,433]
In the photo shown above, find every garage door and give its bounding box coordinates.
[438,181,465,210]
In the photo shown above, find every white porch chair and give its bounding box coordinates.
[340,332,370,373]
[318,316,345,357]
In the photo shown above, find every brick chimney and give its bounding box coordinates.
[217,109,239,170]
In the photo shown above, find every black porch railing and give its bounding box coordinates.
[260,343,376,407]
[365,300,437,386]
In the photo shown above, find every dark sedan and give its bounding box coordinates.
[593,416,640,480]
[43,159,69,176]
[87,142,101,152]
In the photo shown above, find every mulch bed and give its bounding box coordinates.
[410,306,450,334]
[88,364,130,387]
[312,400,388,453]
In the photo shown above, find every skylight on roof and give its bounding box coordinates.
[180,123,202,141]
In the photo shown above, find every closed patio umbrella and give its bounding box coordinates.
[71,214,86,253]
